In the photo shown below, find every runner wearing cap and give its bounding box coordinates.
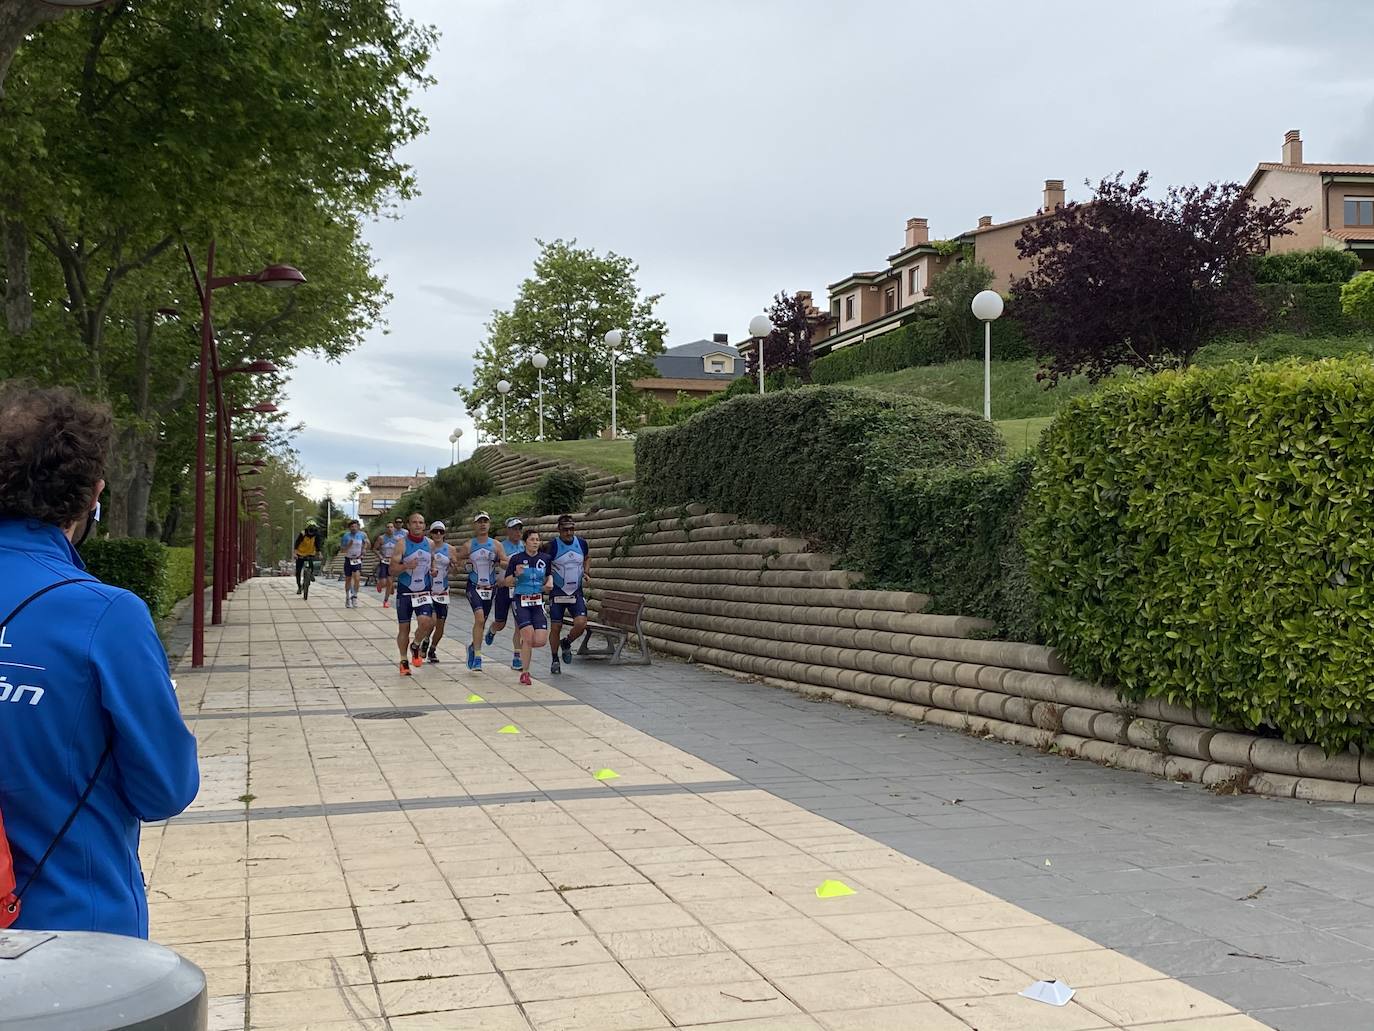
[339,519,369,609]
[486,516,527,670]
[452,511,507,671]
[507,528,552,687]
[546,514,591,675]
[421,521,456,662]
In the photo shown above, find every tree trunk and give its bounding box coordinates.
[104,422,137,538]
[126,433,155,537]
[0,2,60,99]
[161,479,182,545]
[3,208,30,335]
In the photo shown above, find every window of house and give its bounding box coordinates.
[909,266,922,295]
[1345,198,1374,227]
[830,299,841,320]
[708,359,726,373]
[845,295,854,320]
[884,287,896,314]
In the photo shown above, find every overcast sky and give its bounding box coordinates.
[289,0,1373,506]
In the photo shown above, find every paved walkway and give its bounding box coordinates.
[149,576,1363,1030]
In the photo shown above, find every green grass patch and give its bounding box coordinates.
[996,417,1054,454]
[844,360,1102,420]
[508,440,636,477]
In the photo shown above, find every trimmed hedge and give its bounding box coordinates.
[1027,358,1374,752]
[873,456,1040,642]
[1255,282,1352,337]
[79,537,191,618]
[1254,248,1360,285]
[812,312,1033,385]
[635,384,1005,572]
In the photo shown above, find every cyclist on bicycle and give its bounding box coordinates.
[293,521,322,594]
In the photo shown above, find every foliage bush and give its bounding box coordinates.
[656,372,756,425]
[1254,283,1351,337]
[1026,358,1374,752]
[535,467,587,516]
[927,258,994,358]
[79,537,186,617]
[635,386,1004,560]
[812,312,1033,386]
[1253,248,1360,284]
[385,462,495,529]
[1341,271,1374,329]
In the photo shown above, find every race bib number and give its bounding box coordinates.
[519,595,542,608]
[554,595,576,605]
[476,587,493,601]
[431,592,449,606]
[410,593,433,607]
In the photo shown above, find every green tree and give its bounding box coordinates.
[1341,271,1374,328]
[927,257,993,357]
[456,239,667,441]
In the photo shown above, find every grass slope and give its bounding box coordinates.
[508,440,636,477]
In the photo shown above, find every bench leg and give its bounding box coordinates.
[578,628,617,659]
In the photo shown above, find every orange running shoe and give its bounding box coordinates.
[399,659,411,676]
[519,671,532,686]
[382,600,390,608]
[410,642,424,668]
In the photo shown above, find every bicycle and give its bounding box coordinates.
[300,556,320,600]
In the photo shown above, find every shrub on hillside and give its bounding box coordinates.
[161,547,196,618]
[1254,248,1360,284]
[812,312,1034,386]
[1255,283,1352,337]
[1341,271,1374,329]
[927,258,994,357]
[656,372,755,425]
[635,386,1004,558]
[535,467,586,516]
[1027,358,1374,752]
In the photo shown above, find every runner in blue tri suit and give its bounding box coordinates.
[421,521,456,663]
[373,519,403,608]
[506,529,552,687]
[485,517,527,670]
[546,514,591,675]
[339,519,369,609]
[452,512,507,671]
[392,511,435,676]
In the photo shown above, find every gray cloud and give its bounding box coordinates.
[418,283,500,317]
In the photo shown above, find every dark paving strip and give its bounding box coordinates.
[166,779,749,825]
[187,699,588,721]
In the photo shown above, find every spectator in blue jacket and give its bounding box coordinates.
[0,383,199,938]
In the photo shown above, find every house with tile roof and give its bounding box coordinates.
[632,335,746,404]
[1247,129,1374,270]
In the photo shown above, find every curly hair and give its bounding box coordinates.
[0,381,113,527]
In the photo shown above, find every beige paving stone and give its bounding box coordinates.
[942,994,1111,1030]
[249,929,366,964]
[207,996,245,1031]
[813,908,944,942]
[391,1007,533,1031]
[1014,949,1171,989]
[451,873,555,898]
[852,931,992,967]
[355,898,466,928]
[601,925,729,960]
[247,984,383,1028]
[487,936,615,970]
[962,924,1103,959]
[473,911,591,944]
[155,914,247,944]
[174,939,249,971]
[771,967,927,1012]
[892,958,1029,1000]
[651,980,802,1025]
[370,945,494,982]
[205,965,247,997]
[522,989,671,1031]
[561,882,673,909]
[378,972,514,1016]
[678,1019,823,1031]
[249,955,374,993]
[817,1001,971,1030]
[918,900,1049,933]
[738,940,877,979]
[1076,981,1238,1025]
[462,890,572,919]
[712,917,841,952]
[682,894,804,925]
[624,951,761,989]
[581,901,699,933]
[506,960,641,1002]
[1121,1018,1275,1031]
[249,889,347,916]
[250,906,358,938]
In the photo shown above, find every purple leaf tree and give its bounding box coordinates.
[746,291,822,384]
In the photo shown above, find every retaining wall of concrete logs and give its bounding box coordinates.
[525,506,1374,805]
[470,445,634,503]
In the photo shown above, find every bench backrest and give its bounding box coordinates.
[598,591,646,631]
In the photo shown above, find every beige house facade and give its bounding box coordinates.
[358,473,431,518]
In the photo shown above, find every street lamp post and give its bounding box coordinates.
[496,380,511,441]
[531,352,548,440]
[970,290,1005,421]
[748,315,775,395]
[604,330,623,439]
[452,426,463,464]
[184,240,303,667]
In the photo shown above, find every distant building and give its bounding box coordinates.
[633,335,746,404]
[357,472,430,518]
[962,179,1068,293]
[1247,129,1374,270]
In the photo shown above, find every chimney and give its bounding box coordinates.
[1043,179,1065,212]
[977,215,993,228]
[905,217,929,248]
[712,333,729,344]
[1282,129,1303,165]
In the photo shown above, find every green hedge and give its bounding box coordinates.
[635,384,1004,572]
[873,456,1040,642]
[1253,248,1360,284]
[1255,282,1352,337]
[79,537,191,618]
[812,313,1034,386]
[535,467,586,516]
[1026,358,1374,752]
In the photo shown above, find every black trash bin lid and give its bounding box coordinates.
[0,929,206,1030]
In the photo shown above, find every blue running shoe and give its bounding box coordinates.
[550,658,562,676]
[484,629,494,646]
[473,653,483,672]
[466,644,476,670]
[560,638,573,664]
[511,655,523,671]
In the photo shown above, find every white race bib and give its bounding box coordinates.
[554,595,576,605]
[410,592,433,607]
[476,587,493,601]
[519,595,542,608]
[431,592,450,606]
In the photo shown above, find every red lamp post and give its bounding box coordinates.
[185,241,303,668]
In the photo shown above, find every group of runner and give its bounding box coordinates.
[315,510,591,687]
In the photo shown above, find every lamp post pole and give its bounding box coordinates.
[497,380,511,441]
[532,353,549,440]
[605,330,623,439]
[453,426,463,464]
[748,315,775,396]
[970,290,1005,421]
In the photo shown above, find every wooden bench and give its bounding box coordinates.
[577,591,652,666]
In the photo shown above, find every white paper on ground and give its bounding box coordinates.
[1020,980,1075,1006]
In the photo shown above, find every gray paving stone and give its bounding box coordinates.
[1185,969,1351,1011]
[1253,1001,1374,1031]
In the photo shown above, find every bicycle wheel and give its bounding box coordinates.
[303,563,313,600]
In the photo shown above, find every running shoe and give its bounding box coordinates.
[466,644,476,670]
[427,649,440,664]
[382,600,390,609]
[399,659,411,677]
[472,654,483,672]
[484,629,495,646]
[410,642,424,668]
[519,671,532,686]
[550,658,562,675]
[560,638,573,664]
[511,655,522,671]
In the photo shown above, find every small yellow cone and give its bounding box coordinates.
[593,769,620,781]
[497,725,520,735]
[815,879,855,899]
[467,694,485,703]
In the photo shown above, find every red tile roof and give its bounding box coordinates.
[1254,162,1374,175]
[1325,228,1374,242]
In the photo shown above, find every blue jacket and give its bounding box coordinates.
[0,519,199,938]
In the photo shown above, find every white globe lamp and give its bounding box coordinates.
[970,290,1005,420]
[748,315,775,394]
